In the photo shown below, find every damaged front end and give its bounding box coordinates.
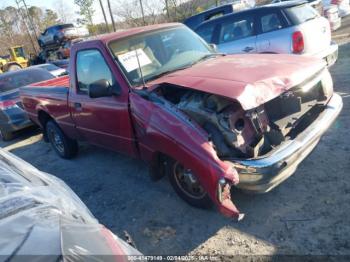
[146,67,341,216]
[132,64,342,220]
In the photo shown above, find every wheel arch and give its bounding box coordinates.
[38,110,53,142]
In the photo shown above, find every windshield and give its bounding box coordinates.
[14,47,26,58]
[108,26,213,86]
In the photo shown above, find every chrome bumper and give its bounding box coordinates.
[315,42,338,67]
[232,93,343,193]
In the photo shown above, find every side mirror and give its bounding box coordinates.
[88,79,113,98]
[209,43,218,52]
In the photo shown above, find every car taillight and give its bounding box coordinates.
[292,31,304,54]
[0,100,17,110]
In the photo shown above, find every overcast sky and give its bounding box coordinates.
[1,0,107,24]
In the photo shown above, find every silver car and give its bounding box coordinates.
[195,1,338,66]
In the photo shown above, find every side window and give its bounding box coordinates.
[260,13,283,33]
[218,16,255,44]
[196,24,216,43]
[76,49,116,93]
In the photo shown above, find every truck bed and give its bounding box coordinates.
[19,75,73,132]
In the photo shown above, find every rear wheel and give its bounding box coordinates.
[0,129,13,141]
[167,160,212,209]
[46,120,78,159]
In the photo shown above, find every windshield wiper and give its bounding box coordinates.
[144,68,187,83]
[189,53,223,66]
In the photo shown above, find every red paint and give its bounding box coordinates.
[20,23,326,219]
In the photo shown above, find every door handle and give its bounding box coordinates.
[243,46,254,52]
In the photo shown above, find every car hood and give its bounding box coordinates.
[148,54,325,110]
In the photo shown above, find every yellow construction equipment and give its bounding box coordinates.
[0,46,29,73]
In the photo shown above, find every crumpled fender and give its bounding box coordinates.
[129,92,242,219]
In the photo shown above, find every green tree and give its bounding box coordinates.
[75,0,95,30]
[42,9,59,29]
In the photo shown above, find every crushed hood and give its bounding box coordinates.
[148,54,325,110]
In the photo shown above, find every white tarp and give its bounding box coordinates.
[0,149,141,261]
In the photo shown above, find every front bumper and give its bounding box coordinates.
[232,93,343,193]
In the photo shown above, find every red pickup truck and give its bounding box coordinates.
[20,23,342,219]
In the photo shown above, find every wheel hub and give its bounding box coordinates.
[174,163,206,199]
[49,129,64,153]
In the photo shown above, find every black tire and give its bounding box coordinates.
[45,120,78,159]
[0,129,14,141]
[167,159,212,209]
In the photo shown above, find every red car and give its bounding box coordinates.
[20,23,342,219]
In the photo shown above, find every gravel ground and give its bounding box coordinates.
[1,22,350,258]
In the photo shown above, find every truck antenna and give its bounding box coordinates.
[134,48,146,89]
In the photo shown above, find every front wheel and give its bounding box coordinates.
[46,120,78,159]
[167,160,212,209]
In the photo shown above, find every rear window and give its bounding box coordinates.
[284,4,319,24]
[261,13,283,33]
[196,24,216,43]
[0,69,54,93]
[218,15,255,43]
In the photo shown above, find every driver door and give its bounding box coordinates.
[69,48,136,156]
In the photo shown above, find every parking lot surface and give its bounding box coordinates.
[1,22,350,257]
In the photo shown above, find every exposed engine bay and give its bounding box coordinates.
[150,70,333,159]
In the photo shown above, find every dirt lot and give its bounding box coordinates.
[1,20,350,258]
